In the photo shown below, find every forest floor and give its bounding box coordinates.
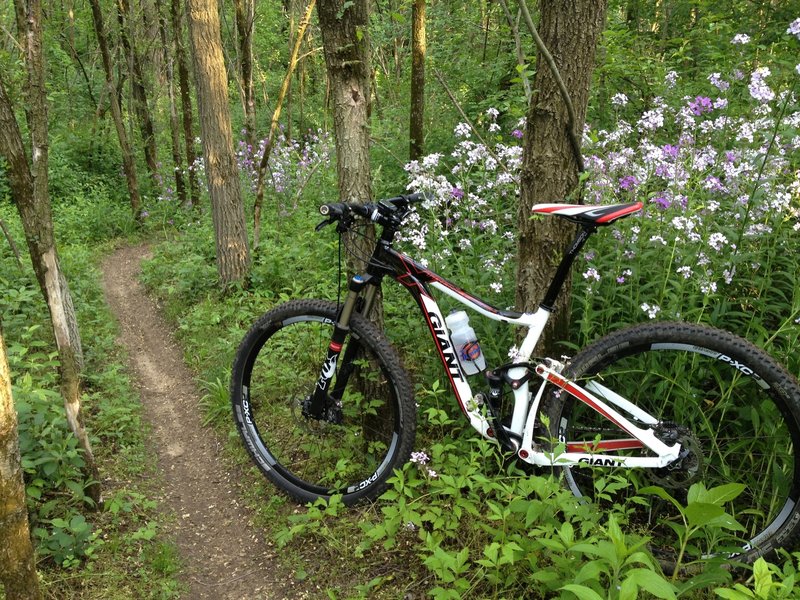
[101,244,308,600]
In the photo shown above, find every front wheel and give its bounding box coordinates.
[543,321,800,565]
[230,299,416,505]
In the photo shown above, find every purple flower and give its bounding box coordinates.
[511,129,523,139]
[451,187,464,199]
[689,96,713,116]
[787,18,800,39]
[662,144,680,159]
[619,175,639,191]
[749,67,774,103]
[652,195,671,210]
[708,72,730,92]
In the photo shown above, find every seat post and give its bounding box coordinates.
[539,225,596,312]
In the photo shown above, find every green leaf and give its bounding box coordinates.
[627,568,676,599]
[684,502,725,527]
[753,557,772,598]
[559,584,604,600]
[715,586,754,599]
[690,482,746,506]
[639,486,684,511]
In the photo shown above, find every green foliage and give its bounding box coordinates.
[0,199,181,595]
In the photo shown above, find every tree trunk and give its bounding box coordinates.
[89,0,142,219]
[171,0,200,206]
[186,0,251,286]
[1,0,101,504]
[117,0,159,181]
[253,0,316,251]
[155,0,187,204]
[515,0,608,355]
[0,323,43,600]
[317,0,373,275]
[409,0,425,160]
[234,0,256,148]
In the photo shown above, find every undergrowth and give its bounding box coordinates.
[0,196,183,599]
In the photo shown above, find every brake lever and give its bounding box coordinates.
[315,218,334,232]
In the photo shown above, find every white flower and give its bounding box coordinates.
[410,451,429,464]
[731,33,751,44]
[708,232,729,252]
[701,281,718,295]
[582,267,600,282]
[641,303,661,319]
[454,122,471,138]
[665,71,679,88]
[611,93,629,107]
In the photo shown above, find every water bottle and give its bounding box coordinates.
[445,310,486,375]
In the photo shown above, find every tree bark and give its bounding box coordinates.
[89,0,142,219]
[409,0,425,160]
[117,0,159,181]
[234,0,256,148]
[155,0,187,204]
[0,323,43,600]
[1,0,101,504]
[317,0,373,277]
[515,0,608,354]
[171,0,200,206]
[186,0,251,286]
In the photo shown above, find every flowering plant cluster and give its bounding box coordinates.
[402,18,800,365]
[236,128,333,214]
[400,109,523,300]
[577,32,799,345]
[157,129,332,215]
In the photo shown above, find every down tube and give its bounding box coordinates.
[409,289,492,438]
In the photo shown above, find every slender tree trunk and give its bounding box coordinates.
[317,0,372,205]
[234,0,256,148]
[89,0,142,219]
[155,0,186,203]
[171,0,200,205]
[0,323,43,600]
[253,0,316,250]
[1,0,101,503]
[409,0,425,160]
[498,0,532,104]
[515,0,608,355]
[117,0,159,181]
[186,0,251,286]
[317,0,373,277]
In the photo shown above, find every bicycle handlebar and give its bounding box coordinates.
[317,192,430,232]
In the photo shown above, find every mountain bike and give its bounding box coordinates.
[230,192,800,564]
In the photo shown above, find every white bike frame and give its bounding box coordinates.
[412,272,681,470]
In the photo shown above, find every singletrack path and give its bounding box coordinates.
[102,244,298,599]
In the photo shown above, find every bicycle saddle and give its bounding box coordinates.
[531,201,643,226]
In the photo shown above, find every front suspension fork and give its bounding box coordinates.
[303,274,375,420]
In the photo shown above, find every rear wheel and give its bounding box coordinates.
[230,299,416,505]
[543,321,800,564]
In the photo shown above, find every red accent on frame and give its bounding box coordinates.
[329,342,343,352]
[566,439,644,453]
[544,371,630,433]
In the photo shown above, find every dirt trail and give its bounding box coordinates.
[101,244,299,600]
